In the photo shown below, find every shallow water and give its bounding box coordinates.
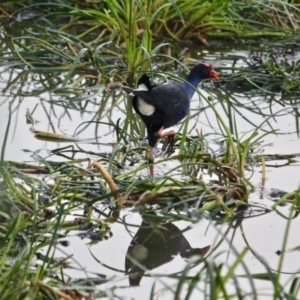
[1,24,300,299]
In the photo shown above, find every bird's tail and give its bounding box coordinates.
[121,86,134,94]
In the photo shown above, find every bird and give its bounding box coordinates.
[125,220,211,286]
[122,62,219,177]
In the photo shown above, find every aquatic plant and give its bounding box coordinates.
[0,0,300,299]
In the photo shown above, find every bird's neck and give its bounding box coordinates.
[181,73,203,100]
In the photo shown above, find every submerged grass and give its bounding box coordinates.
[1,100,299,297]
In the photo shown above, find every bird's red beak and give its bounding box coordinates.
[210,68,219,79]
[202,62,219,79]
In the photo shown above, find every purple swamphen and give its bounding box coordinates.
[125,219,211,286]
[122,63,219,176]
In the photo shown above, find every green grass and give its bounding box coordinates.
[1,92,299,297]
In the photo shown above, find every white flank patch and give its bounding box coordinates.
[136,82,155,116]
[137,98,155,116]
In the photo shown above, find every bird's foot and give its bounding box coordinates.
[156,127,175,157]
[162,136,175,157]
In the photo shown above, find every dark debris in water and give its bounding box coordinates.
[14,10,42,22]
[216,47,300,95]
[269,188,289,200]
[78,230,111,242]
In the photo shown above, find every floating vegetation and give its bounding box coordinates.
[0,120,277,298]
[217,44,300,95]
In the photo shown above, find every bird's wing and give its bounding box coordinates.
[133,84,189,112]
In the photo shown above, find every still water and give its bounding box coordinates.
[0,25,300,299]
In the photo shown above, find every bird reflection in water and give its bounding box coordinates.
[125,218,210,286]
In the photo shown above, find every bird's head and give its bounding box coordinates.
[182,62,219,100]
[191,62,219,80]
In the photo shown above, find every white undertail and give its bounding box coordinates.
[137,83,155,116]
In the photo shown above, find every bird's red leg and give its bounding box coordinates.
[148,146,154,177]
[148,127,175,177]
